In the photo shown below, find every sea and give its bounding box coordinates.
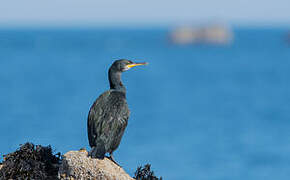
[0,27,290,180]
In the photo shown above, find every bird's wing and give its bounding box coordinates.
[87,90,130,150]
[87,91,111,147]
[107,91,130,151]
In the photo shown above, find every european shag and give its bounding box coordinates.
[87,59,147,164]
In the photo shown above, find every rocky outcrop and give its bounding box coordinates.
[170,24,233,45]
[59,150,134,180]
[0,143,162,180]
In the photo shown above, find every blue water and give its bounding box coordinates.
[0,27,290,179]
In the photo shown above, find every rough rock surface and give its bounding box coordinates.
[59,150,134,180]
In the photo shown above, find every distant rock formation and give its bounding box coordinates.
[170,24,233,45]
[59,150,134,180]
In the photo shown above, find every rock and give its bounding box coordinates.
[1,143,162,180]
[59,150,134,180]
[169,23,233,45]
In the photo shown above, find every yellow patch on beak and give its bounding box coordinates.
[126,62,148,69]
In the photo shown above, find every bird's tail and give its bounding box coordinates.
[89,140,106,159]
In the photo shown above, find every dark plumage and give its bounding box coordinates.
[87,59,147,163]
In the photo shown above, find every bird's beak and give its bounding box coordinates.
[126,62,148,69]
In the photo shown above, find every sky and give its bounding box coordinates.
[0,0,290,27]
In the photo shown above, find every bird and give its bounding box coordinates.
[87,59,147,164]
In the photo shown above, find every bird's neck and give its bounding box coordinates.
[108,69,126,93]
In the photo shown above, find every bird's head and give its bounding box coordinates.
[111,59,148,72]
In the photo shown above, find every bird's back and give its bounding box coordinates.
[87,90,130,158]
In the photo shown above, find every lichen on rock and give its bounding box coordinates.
[59,150,134,180]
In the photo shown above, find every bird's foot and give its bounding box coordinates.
[107,155,121,167]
